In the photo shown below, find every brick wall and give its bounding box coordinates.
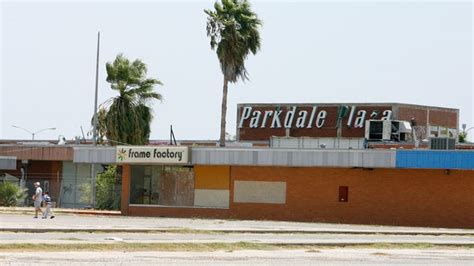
[123,165,474,228]
[397,106,428,127]
[429,109,458,128]
[397,106,458,129]
[229,166,474,228]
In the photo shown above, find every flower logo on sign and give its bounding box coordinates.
[117,148,127,161]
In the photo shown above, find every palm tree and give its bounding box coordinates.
[93,107,108,145]
[101,54,162,145]
[205,0,261,147]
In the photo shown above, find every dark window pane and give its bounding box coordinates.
[129,165,194,206]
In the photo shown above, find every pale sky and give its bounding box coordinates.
[1,0,472,141]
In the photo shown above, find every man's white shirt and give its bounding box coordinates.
[35,187,43,203]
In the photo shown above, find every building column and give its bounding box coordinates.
[121,164,130,215]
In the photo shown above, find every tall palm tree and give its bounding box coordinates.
[205,0,261,147]
[101,54,162,145]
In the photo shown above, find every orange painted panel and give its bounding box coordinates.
[195,165,230,190]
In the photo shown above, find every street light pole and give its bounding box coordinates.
[463,127,474,139]
[91,31,101,209]
[33,127,57,140]
[92,31,100,146]
[460,124,473,143]
[12,125,56,140]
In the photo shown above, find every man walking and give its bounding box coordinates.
[32,182,44,218]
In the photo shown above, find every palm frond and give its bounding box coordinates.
[98,54,163,145]
[205,0,261,83]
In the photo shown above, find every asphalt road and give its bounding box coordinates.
[1,249,473,266]
[2,213,474,265]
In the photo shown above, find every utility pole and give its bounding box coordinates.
[91,31,100,208]
[93,31,100,145]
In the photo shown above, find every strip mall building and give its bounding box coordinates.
[1,103,473,228]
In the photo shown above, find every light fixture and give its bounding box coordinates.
[12,125,56,140]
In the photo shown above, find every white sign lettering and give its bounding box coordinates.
[347,106,356,127]
[354,110,367,128]
[295,110,308,128]
[238,107,252,128]
[381,110,392,120]
[284,106,296,128]
[271,110,283,128]
[306,106,317,128]
[249,111,261,128]
[316,110,327,128]
[238,105,392,130]
[261,110,273,128]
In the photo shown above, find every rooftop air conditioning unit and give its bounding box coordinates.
[365,120,391,141]
[429,137,455,150]
[365,120,412,142]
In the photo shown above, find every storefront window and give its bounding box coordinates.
[130,165,194,206]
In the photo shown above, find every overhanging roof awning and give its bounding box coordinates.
[0,156,17,170]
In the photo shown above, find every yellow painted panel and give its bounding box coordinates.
[195,165,230,189]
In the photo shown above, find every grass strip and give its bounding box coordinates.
[57,238,84,241]
[0,242,473,252]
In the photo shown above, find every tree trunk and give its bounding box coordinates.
[219,76,229,147]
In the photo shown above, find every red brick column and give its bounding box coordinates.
[121,164,130,215]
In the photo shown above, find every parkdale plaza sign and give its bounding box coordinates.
[238,105,393,129]
[116,146,189,164]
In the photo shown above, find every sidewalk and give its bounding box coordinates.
[0,206,120,216]
[1,210,474,236]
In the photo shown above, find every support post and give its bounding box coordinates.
[91,31,100,208]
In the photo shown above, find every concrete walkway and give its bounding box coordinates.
[1,211,473,236]
[1,231,473,245]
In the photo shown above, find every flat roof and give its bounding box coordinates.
[237,102,459,111]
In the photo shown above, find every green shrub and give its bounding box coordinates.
[96,165,120,210]
[78,182,92,206]
[0,182,27,207]
[459,132,468,143]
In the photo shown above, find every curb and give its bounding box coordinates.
[0,210,121,216]
[1,228,473,236]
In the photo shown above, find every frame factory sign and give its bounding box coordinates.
[237,103,393,141]
[116,146,189,164]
